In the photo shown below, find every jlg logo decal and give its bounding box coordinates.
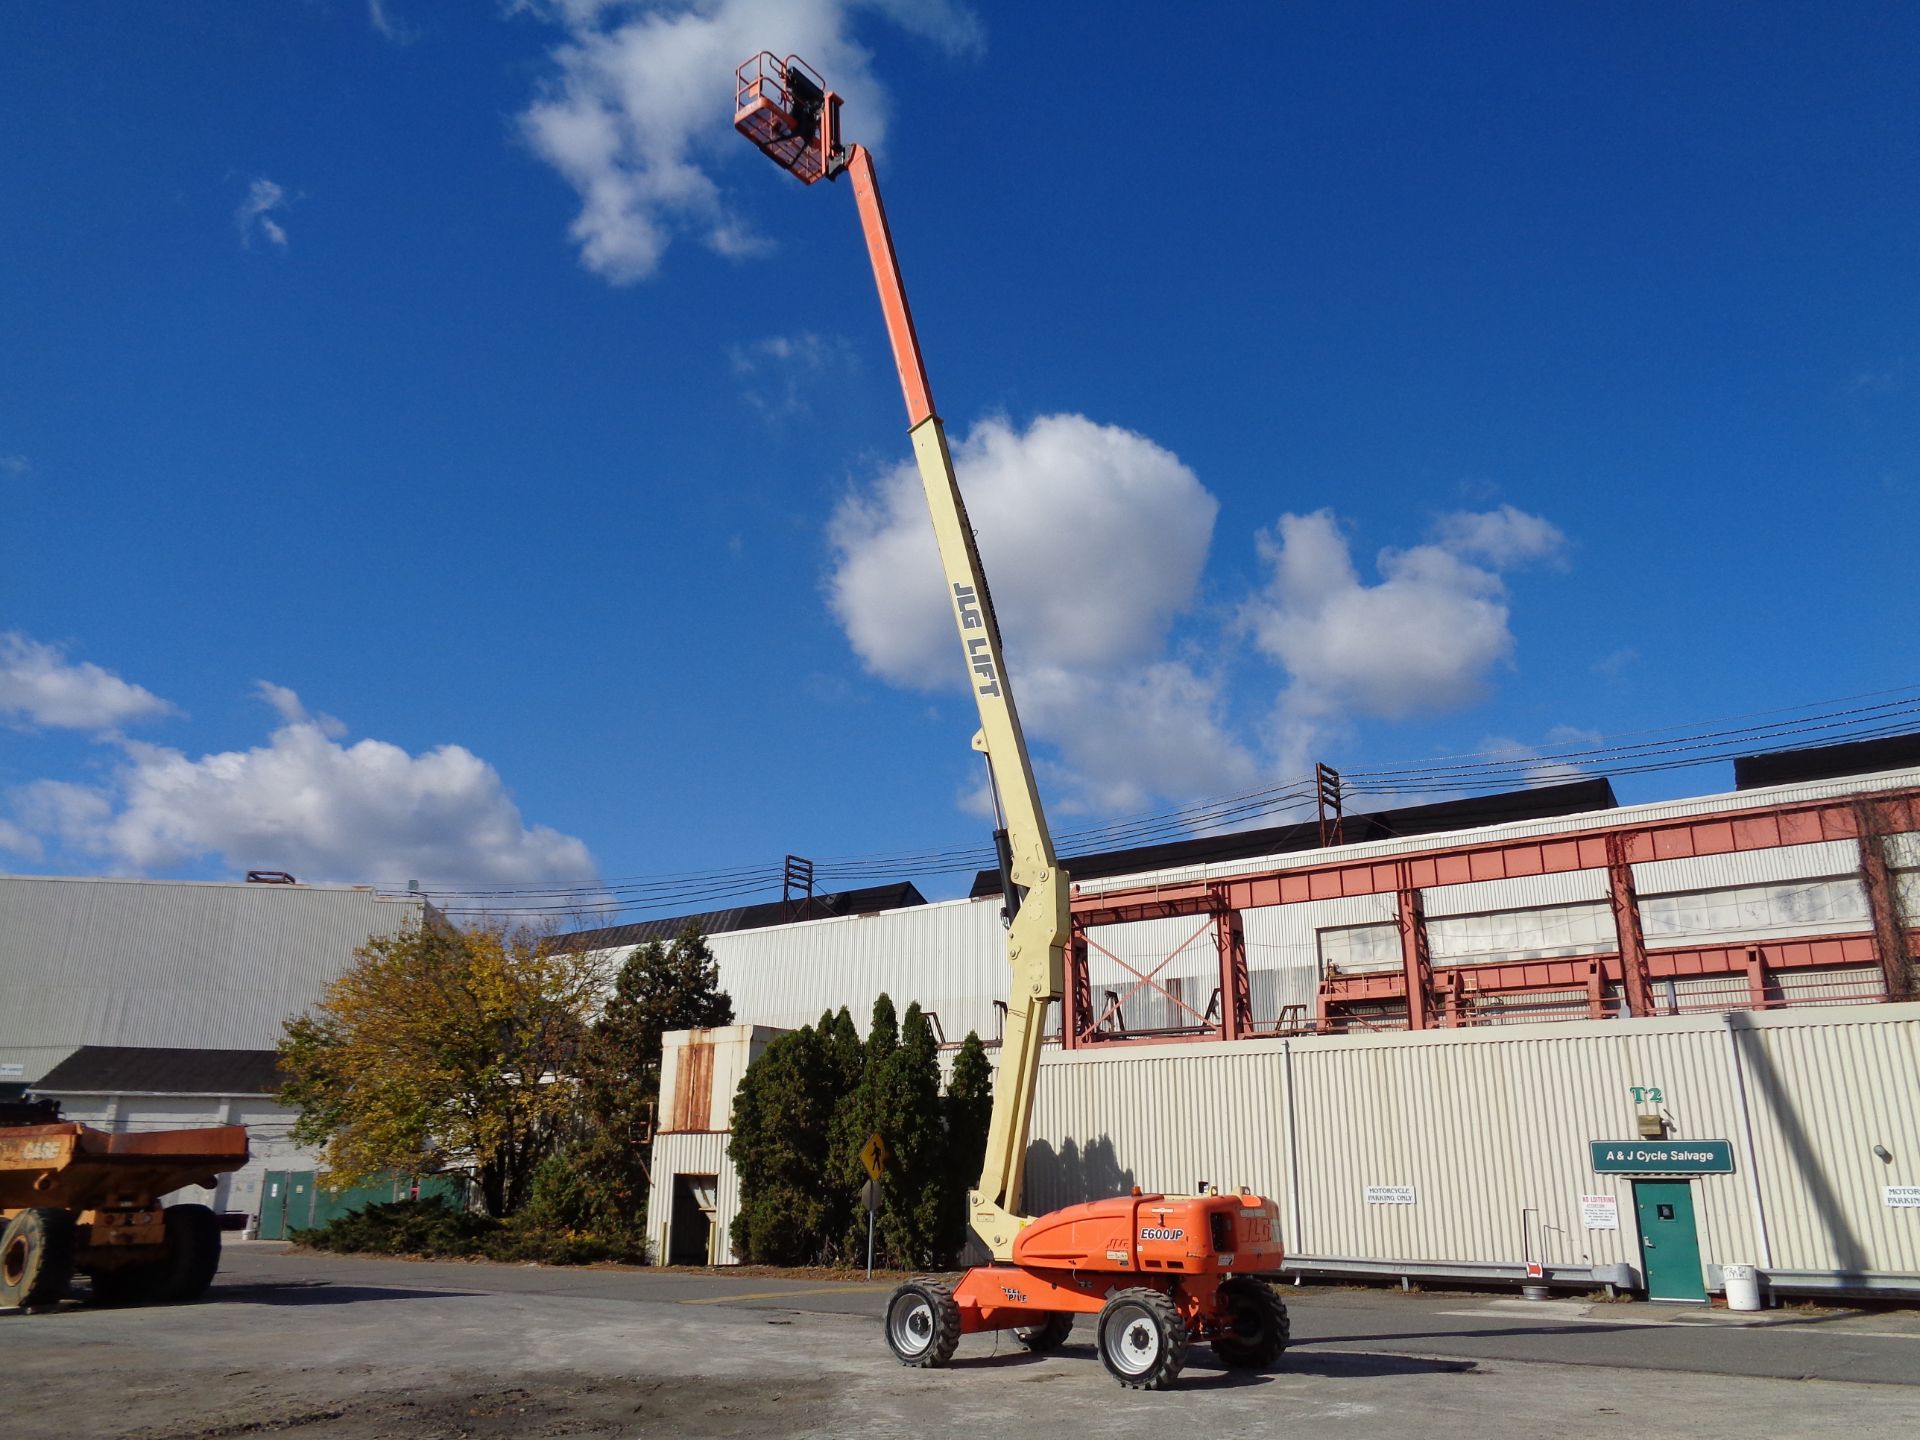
[1139,1227,1185,1242]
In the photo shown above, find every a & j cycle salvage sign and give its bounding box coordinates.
[1590,1140,1734,1174]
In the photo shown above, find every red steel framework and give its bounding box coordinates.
[1062,785,1920,1049]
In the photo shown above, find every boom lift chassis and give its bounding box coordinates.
[736,53,1289,1389]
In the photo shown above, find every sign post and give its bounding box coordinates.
[860,1133,889,1279]
[861,1177,882,1278]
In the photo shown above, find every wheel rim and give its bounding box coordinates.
[1105,1303,1162,1376]
[3,1236,27,1287]
[888,1291,935,1357]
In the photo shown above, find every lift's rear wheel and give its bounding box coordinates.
[1211,1276,1291,1369]
[1096,1287,1188,1389]
[885,1280,961,1368]
[1012,1311,1074,1352]
[1,1207,77,1311]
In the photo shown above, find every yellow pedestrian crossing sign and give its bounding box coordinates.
[860,1131,889,1181]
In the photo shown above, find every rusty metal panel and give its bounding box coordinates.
[671,1039,715,1132]
[658,1026,782,1135]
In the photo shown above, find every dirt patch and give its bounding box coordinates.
[116,1373,836,1440]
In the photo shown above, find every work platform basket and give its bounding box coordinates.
[734,52,841,185]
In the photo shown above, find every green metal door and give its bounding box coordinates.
[1633,1180,1705,1302]
[258,1171,316,1241]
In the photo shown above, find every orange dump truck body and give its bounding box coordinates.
[0,1122,250,1213]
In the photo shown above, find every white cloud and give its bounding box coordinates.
[9,690,597,889]
[253,679,347,739]
[1432,503,1567,566]
[728,330,855,416]
[1243,507,1565,774]
[235,178,291,248]
[0,455,29,476]
[0,632,176,732]
[824,412,1570,816]
[1476,725,1606,788]
[367,0,417,43]
[1245,507,1563,720]
[826,411,1256,807]
[0,817,43,860]
[515,0,981,283]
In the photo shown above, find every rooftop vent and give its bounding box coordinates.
[245,870,298,885]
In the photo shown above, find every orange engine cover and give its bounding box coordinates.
[1012,1191,1284,1277]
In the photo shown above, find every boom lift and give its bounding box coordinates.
[735,54,1290,1389]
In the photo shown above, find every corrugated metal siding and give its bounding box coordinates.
[1735,1013,1920,1272]
[610,897,1010,1043]
[1029,1006,1920,1276]
[646,1131,734,1264]
[1634,839,1863,894]
[1423,869,1613,915]
[0,876,424,1084]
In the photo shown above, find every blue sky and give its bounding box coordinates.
[2,2,1914,914]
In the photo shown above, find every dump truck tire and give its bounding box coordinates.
[1013,1311,1074,1352]
[156,1204,222,1302]
[884,1279,961,1367]
[1,1207,77,1311]
[1096,1287,1188,1390]
[89,1261,168,1307]
[1210,1276,1291,1369]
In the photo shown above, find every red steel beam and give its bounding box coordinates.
[1073,788,1920,927]
[1855,797,1915,1003]
[1605,832,1655,1017]
[1396,879,1434,1030]
[1318,929,1901,1005]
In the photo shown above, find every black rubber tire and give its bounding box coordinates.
[884,1279,962,1368]
[88,1259,168,1307]
[1,1207,78,1311]
[1096,1286,1188,1390]
[156,1204,223,1303]
[1211,1276,1291,1370]
[1012,1311,1074,1352]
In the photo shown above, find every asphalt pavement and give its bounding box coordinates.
[214,1243,1920,1387]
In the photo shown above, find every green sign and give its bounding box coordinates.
[1590,1140,1733,1174]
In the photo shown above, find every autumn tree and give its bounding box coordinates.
[278,921,600,1218]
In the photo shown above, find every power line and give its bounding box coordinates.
[401,683,1919,924]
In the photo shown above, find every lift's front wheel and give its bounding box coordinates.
[1096,1287,1188,1389]
[884,1280,961,1368]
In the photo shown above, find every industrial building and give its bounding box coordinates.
[0,874,427,1225]
[626,741,1920,1301]
[3,741,1916,1298]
